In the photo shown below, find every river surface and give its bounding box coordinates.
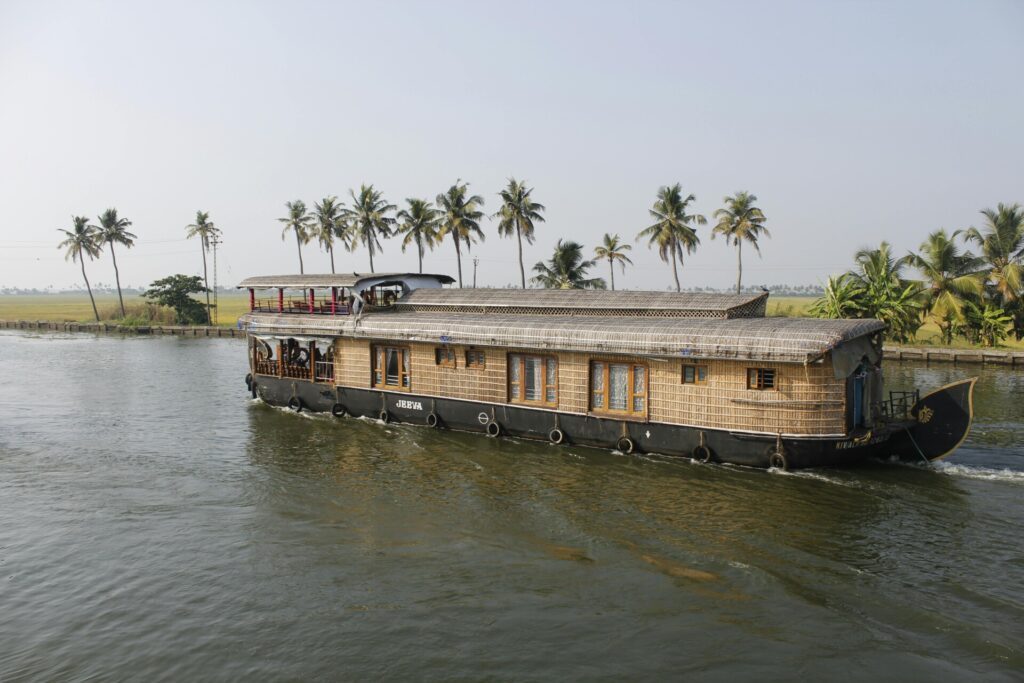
[1,331,1022,681]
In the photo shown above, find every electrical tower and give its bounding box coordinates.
[210,234,220,325]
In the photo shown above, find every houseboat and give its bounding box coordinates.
[237,273,976,470]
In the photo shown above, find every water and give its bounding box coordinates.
[1,331,1022,681]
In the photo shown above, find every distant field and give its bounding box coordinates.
[0,293,251,328]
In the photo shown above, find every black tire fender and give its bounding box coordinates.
[548,428,565,444]
[426,413,439,428]
[250,381,258,399]
[331,403,346,418]
[693,444,713,463]
[769,451,788,471]
[379,409,390,424]
[616,437,635,454]
[287,396,302,413]
[486,421,501,437]
[245,373,252,389]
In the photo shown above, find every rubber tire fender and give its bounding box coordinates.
[693,444,713,463]
[769,451,788,471]
[250,381,258,400]
[245,373,252,389]
[426,413,440,428]
[486,421,501,437]
[548,428,565,444]
[616,437,635,454]
[379,409,390,424]
[331,403,346,418]
[287,396,303,413]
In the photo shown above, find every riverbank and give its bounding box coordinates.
[6,318,1024,366]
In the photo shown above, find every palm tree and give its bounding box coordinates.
[636,184,705,292]
[593,233,633,291]
[494,178,545,288]
[711,191,769,294]
[396,198,440,273]
[848,242,925,343]
[907,229,986,344]
[278,200,313,274]
[531,239,606,289]
[57,216,102,322]
[808,274,865,319]
[312,196,345,274]
[344,185,396,273]
[964,203,1024,305]
[93,208,136,317]
[436,181,485,288]
[185,210,220,324]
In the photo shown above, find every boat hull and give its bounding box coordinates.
[247,375,926,470]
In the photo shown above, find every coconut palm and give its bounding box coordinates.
[531,239,606,289]
[436,181,485,288]
[711,191,770,295]
[344,185,396,273]
[278,200,313,274]
[964,203,1024,304]
[907,229,986,344]
[636,184,705,292]
[312,196,345,274]
[494,178,546,288]
[593,233,633,291]
[848,242,925,343]
[92,208,136,318]
[808,274,865,319]
[57,216,103,322]
[185,210,220,325]
[396,198,440,273]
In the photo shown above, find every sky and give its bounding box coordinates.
[1,0,1021,291]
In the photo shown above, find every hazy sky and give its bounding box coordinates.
[1,0,1021,291]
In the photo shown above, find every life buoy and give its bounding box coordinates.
[331,403,346,417]
[379,409,390,423]
[426,413,439,428]
[769,451,788,470]
[287,396,303,413]
[616,437,635,454]
[486,421,501,437]
[548,428,565,444]
[693,444,713,463]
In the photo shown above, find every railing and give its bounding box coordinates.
[282,363,310,380]
[881,390,920,421]
[251,299,351,315]
[315,361,335,383]
[254,359,279,375]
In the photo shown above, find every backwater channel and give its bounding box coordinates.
[1,331,1022,680]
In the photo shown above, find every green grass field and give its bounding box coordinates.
[3,292,1022,348]
[0,293,251,328]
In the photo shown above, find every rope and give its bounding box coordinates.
[904,428,932,468]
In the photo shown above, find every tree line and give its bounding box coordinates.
[277,180,769,292]
[810,203,1024,347]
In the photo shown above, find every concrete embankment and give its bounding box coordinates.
[4,319,1024,367]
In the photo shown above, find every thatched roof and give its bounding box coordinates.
[242,311,885,364]
[237,273,455,289]
[397,289,768,318]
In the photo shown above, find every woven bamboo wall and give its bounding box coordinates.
[331,337,847,435]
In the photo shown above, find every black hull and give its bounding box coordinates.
[246,375,934,470]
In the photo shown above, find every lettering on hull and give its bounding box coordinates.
[396,399,424,411]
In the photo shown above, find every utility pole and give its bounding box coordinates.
[210,233,221,325]
[473,257,478,289]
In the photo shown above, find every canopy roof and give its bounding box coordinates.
[397,289,768,318]
[237,273,455,289]
[240,311,885,364]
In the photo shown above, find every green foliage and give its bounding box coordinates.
[637,184,705,292]
[809,274,865,319]
[344,185,396,273]
[396,198,440,273]
[142,275,211,325]
[278,200,313,273]
[711,191,769,294]
[532,240,606,289]
[436,180,486,288]
[494,178,546,288]
[593,233,633,291]
[311,196,346,273]
[954,302,1012,347]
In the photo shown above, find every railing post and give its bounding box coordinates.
[249,288,255,311]
[277,341,285,378]
[278,289,284,313]
[310,341,316,382]
[331,287,337,315]
[309,288,314,314]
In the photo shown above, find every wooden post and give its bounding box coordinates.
[309,288,315,313]
[278,288,284,313]
[249,288,255,311]
[277,340,285,378]
[331,287,337,315]
[310,341,316,381]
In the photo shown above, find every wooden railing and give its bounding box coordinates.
[251,299,351,315]
[254,359,279,375]
[282,363,310,380]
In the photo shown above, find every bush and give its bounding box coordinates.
[98,302,177,325]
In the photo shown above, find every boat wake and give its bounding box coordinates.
[931,461,1024,484]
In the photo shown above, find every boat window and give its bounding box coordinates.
[590,361,647,417]
[682,364,708,384]
[373,345,411,390]
[435,347,456,368]
[466,349,486,369]
[747,368,776,390]
[508,353,557,406]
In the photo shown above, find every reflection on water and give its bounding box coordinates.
[1,332,1022,680]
